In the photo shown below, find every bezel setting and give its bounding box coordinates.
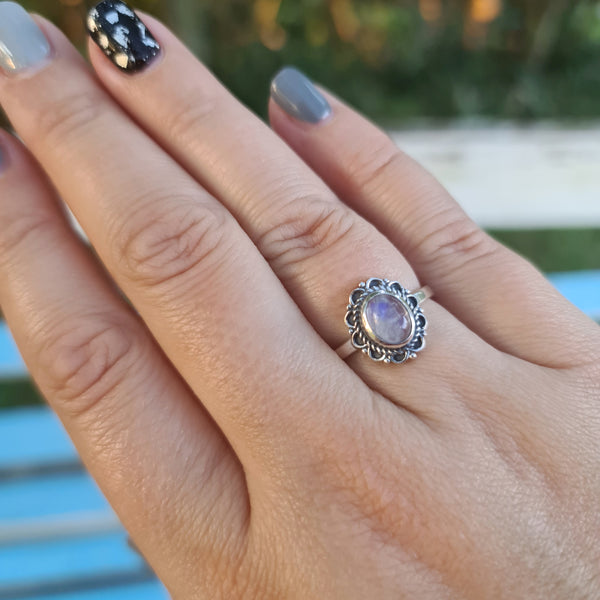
[344,278,428,363]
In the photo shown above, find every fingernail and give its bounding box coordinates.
[87,1,160,73]
[0,2,51,75]
[270,67,331,124]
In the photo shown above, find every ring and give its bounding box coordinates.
[336,278,432,364]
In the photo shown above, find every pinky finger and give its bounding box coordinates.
[0,132,248,598]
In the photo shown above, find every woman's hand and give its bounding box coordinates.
[0,2,598,598]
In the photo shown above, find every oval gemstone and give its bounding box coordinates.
[362,293,413,346]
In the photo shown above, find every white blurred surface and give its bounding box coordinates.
[392,123,600,229]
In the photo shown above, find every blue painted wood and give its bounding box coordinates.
[30,581,169,600]
[0,472,109,522]
[0,322,24,377]
[547,270,600,319]
[0,408,165,599]
[0,532,151,588]
[0,408,76,470]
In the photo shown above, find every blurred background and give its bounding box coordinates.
[17,0,600,121]
[0,2,598,598]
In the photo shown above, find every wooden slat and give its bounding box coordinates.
[0,472,110,522]
[0,512,121,546]
[0,411,165,599]
[0,531,142,583]
[0,408,76,472]
[27,581,169,600]
[0,531,153,596]
[0,323,24,378]
[394,126,600,229]
[548,270,600,320]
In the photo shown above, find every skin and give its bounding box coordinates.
[0,12,599,600]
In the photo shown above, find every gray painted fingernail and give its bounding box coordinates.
[0,2,51,75]
[270,67,331,124]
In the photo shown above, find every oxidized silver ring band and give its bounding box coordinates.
[336,278,432,364]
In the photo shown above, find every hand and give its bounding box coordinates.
[0,3,598,598]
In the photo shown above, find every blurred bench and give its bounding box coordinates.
[394,125,600,229]
[0,408,169,599]
[0,269,598,599]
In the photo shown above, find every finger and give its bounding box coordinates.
[269,76,597,369]
[0,131,247,597]
[86,9,384,348]
[85,8,493,405]
[0,9,372,482]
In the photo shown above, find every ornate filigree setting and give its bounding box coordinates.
[344,278,428,364]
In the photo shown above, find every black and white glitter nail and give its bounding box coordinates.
[87,1,160,73]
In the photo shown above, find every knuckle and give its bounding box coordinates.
[316,436,412,545]
[348,136,407,193]
[113,200,230,291]
[0,211,56,265]
[413,210,498,275]
[163,93,219,146]
[349,137,445,209]
[37,315,139,418]
[287,403,427,548]
[258,198,357,273]
[34,89,104,144]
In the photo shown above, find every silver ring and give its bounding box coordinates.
[336,278,432,364]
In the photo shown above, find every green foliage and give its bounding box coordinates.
[12,0,600,121]
[0,379,43,408]
[490,228,600,272]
